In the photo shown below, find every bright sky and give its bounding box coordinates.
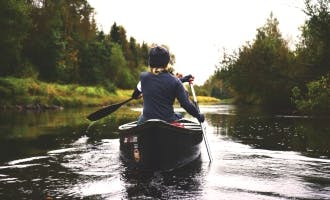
[87,0,307,85]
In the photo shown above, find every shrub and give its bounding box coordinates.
[292,74,330,114]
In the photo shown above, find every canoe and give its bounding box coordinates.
[118,118,203,171]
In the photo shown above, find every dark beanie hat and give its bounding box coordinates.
[148,46,170,68]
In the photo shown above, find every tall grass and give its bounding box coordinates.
[0,77,131,108]
[0,77,221,109]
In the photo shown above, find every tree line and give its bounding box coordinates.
[0,0,149,91]
[2,0,329,114]
[204,0,330,114]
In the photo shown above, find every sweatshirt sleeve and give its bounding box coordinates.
[175,81,200,117]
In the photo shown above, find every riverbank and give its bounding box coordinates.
[0,77,222,111]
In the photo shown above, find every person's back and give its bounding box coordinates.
[131,45,204,124]
[140,71,188,122]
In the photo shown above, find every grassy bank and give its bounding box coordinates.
[0,77,221,109]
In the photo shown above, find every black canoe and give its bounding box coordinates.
[118,118,203,171]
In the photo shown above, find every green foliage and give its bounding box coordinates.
[289,0,330,114]
[208,14,295,108]
[79,34,112,85]
[204,0,330,114]
[292,74,330,114]
[204,72,233,99]
[108,43,137,89]
[101,80,117,93]
[109,43,127,84]
[0,0,31,76]
[0,77,116,107]
[193,85,209,97]
[71,85,110,97]
[0,1,149,90]
[109,23,128,48]
[296,0,330,80]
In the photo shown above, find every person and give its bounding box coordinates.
[131,45,204,124]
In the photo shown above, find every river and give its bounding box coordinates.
[0,105,329,199]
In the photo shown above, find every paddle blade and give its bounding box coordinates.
[87,98,133,121]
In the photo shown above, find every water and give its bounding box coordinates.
[0,105,329,199]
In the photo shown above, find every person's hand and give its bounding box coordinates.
[175,72,183,78]
[197,114,205,123]
[180,74,194,83]
[131,88,142,99]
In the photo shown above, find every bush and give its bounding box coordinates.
[0,77,120,107]
[292,74,330,114]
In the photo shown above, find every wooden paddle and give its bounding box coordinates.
[189,82,213,162]
[87,98,133,121]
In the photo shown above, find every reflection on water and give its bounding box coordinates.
[210,108,330,158]
[0,105,329,199]
[205,131,330,199]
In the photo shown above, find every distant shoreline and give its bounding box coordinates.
[0,77,221,111]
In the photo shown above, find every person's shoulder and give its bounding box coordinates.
[172,73,182,83]
[164,72,179,79]
[165,73,183,86]
[140,71,149,75]
[140,71,151,78]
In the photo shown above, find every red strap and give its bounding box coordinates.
[171,121,185,128]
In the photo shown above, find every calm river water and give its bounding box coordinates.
[0,105,329,199]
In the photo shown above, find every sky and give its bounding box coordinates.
[87,0,307,85]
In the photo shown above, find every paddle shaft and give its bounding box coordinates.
[87,97,133,121]
[189,82,213,162]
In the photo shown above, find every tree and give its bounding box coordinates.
[0,0,150,90]
[24,0,66,82]
[295,0,330,81]
[23,0,97,83]
[209,14,295,109]
[108,43,135,89]
[291,0,330,114]
[0,0,31,76]
[292,74,330,114]
[78,33,112,86]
